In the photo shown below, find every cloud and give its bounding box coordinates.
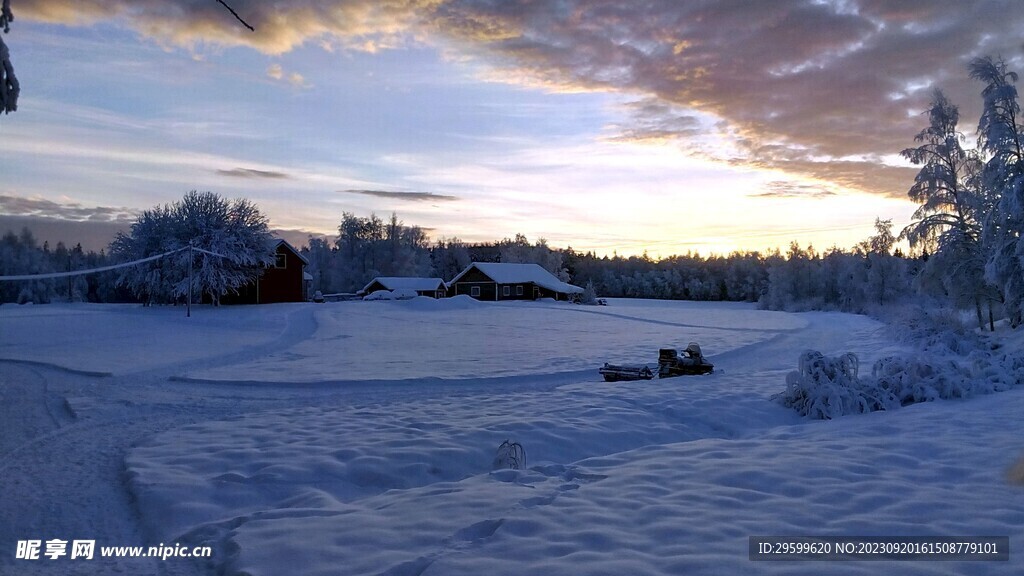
[0,194,138,223]
[287,71,310,88]
[604,98,704,144]
[341,189,459,202]
[216,167,291,179]
[424,1,1023,197]
[270,228,331,250]
[15,1,1024,199]
[17,0,435,55]
[749,181,837,199]
[267,63,311,87]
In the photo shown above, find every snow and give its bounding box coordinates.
[184,299,799,383]
[1,299,1022,575]
[0,303,307,375]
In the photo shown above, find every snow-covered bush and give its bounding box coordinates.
[781,339,1022,419]
[777,351,896,419]
[391,288,418,300]
[580,280,598,305]
[872,355,972,405]
[493,440,526,470]
[362,290,393,301]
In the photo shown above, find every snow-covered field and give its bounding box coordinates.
[1,298,1022,575]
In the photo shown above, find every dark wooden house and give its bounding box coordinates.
[223,239,309,304]
[448,262,583,301]
[360,277,447,298]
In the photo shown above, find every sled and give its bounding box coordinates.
[599,363,655,382]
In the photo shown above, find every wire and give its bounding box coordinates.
[0,245,227,281]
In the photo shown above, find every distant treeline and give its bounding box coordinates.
[1,213,917,318]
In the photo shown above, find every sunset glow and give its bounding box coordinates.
[2,1,1022,255]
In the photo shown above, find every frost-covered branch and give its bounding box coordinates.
[1,0,254,119]
[0,0,18,115]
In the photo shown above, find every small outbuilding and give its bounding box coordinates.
[223,239,309,304]
[448,262,583,302]
[360,277,447,299]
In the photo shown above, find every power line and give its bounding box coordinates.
[0,246,227,281]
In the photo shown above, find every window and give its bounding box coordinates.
[516,285,524,296]
[274,253,287,269]
[502,286,510,297]
[471,286,481,297]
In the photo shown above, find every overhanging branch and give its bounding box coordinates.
[215,0,254,32]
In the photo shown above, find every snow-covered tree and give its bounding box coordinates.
[301,236,340,294]
[0,0,18,115]
[580,279,598,304]
[430,237,471,281]
[970,56,1024,326]
[328,212,435,291]
[111,191,274,305]
[0,228,53,303]
[862,219,906,307]
[172,191,275,304]
[109,205,177,305]
[498,234,570,281]
[900,89,995,329]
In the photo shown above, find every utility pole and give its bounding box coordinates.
[187,241,193,317]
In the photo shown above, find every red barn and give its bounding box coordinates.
[223,239,309,304]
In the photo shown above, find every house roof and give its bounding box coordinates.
[271,238,309,265]
[450,262,583,294]
[361,277,446,293]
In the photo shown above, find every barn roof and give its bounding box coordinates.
[271,238,309,265]
[361,277,446,293]
[450,262,583,294]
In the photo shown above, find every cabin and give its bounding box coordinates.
[448,262,584,302]
[360,277,447,298]
[223,239,309,304]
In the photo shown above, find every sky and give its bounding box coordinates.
[1,0,1023,257]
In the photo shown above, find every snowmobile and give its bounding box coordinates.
[598,342,713,382]
[657,343,714,377]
